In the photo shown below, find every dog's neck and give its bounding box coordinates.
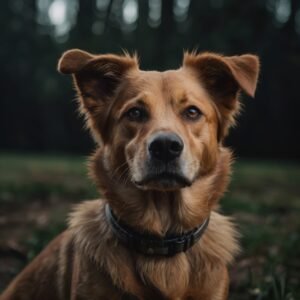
[105,203,210,256]
[90,146,232,236]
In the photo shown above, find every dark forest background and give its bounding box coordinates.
[1,0,300,158]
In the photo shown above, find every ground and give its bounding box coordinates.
[0,153,299,299]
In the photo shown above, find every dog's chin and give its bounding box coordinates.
[133,172,192,191]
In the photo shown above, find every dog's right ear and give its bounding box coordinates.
[58,49,138,139]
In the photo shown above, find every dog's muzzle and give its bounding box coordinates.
[133,132,192,189]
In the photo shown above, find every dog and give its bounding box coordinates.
[1,49,259,300]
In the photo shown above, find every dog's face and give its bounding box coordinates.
[58,50,259,191]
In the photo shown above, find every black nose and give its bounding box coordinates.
[148,132,184,162]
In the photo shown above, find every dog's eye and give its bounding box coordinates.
[182,106,202,121]
[126,107,148,122]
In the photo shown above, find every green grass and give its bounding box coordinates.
[0,153,299,299]
[224,160,300,300]
[0,153,98,203]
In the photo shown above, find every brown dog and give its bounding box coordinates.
[1,50,259,300]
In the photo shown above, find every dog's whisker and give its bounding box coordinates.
[110,161,128,179]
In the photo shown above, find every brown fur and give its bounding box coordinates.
[1,49,259,300]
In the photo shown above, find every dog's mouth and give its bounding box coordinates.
[134,172,192,190]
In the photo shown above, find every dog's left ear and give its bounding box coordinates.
[183,52,260,138]
[58,49,138,141]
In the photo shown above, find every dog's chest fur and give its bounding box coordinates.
[68,200,239,299]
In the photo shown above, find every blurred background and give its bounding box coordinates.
[0,0,299,299]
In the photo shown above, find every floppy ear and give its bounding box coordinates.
[58,49,138,140]
[183,52,260,138]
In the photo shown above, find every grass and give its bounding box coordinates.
[0,153,97,203]
[224,160,300,299]
[0,153,299,299]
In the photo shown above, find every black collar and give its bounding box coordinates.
[105,204,209,257]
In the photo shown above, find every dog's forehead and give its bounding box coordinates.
[134,69,186,87]
[126,68,205,99]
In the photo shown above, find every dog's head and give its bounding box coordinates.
[58,50,259,191]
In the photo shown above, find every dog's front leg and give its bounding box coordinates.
[190,264,229,300]
[69,255,125,300]
[210,266,229,300]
